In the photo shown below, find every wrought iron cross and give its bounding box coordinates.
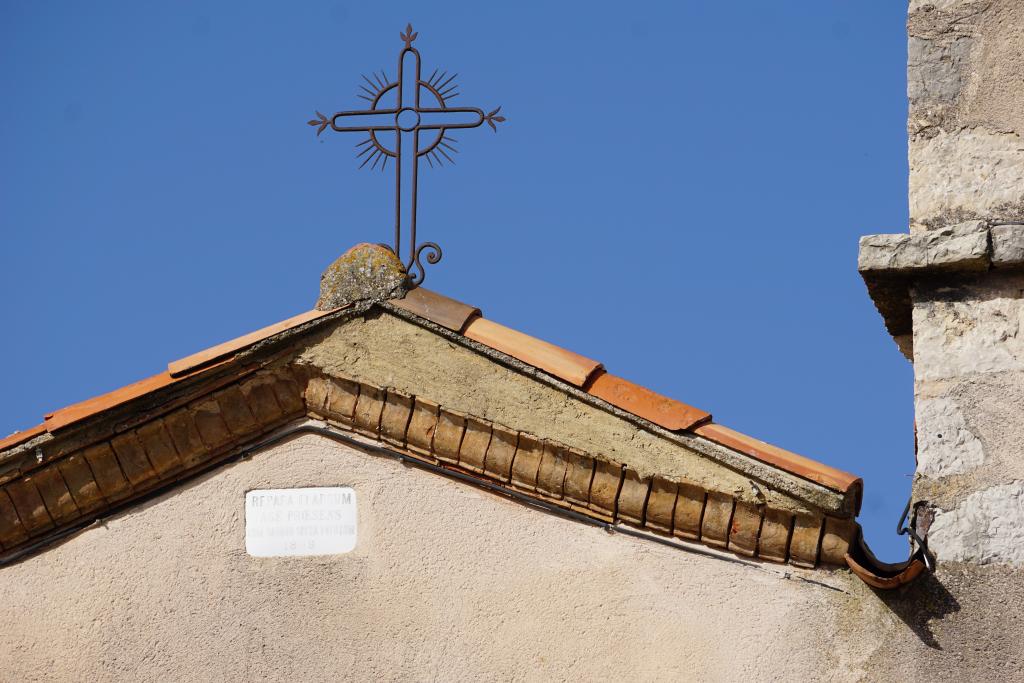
[309,24,505,285]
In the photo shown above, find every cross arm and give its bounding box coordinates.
[308,109,399,136]
[416,106,506,132]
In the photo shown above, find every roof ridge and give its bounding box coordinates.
[0,287,861,503]
[390,288,860,498]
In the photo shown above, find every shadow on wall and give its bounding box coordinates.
[878,572,960,650]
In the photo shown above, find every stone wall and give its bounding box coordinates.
[911,272,1024,564]
[905,0,1024,570]
[849,3,1024,677]
[908,0,1024,231]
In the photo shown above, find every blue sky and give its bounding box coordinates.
[0,2,913,559]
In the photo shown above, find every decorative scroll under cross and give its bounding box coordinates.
[309,24,505,285]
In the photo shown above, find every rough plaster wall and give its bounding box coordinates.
[908,0,1024,231]
[2,434,1021,681]
[297,310,832,514]
[0,435,854,681]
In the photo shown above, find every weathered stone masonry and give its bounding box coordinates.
[863,0,1024,571]
[908,0,1024,232]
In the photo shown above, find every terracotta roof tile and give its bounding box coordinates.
[389,287,480,332]
[0,423,48,452]
[463,317,603,388]
[45,372,179,433]
[389,291,709,435]
[2,286,866,534]
[586,370,710,431]
[33,309,340,438]
[844,533,927,590]
[168,309,335,377]
[694,422,862,497]
[846,554,925,589]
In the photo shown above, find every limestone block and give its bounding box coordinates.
[915,396,986,477]
[910,0,973,9]
[992,224,1024,266]
[910,129,1024,231]
[857,233,909,272]
[858,221,988,274]
[929,481,1024,564]
[913,280,1024,381]
[907,35,969,107]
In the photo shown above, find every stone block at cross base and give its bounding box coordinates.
[316,243,410,310]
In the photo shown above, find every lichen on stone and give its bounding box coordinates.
[316,243,410,311]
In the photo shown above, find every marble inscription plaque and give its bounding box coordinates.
[245,487,357,557]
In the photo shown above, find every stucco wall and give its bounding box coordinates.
[0,432,882,681]
[3,430,1022,681]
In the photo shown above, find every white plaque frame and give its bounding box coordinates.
[245,487,357,557]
